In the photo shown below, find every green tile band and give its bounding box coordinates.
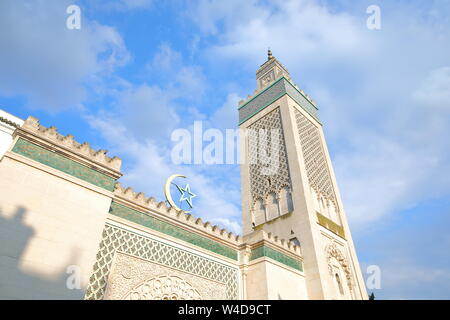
[238,77,320,125]
[109,201,238,261]
[250,244,303,271]
[11,138,116,191]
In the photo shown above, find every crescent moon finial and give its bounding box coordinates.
[164,174,189,213]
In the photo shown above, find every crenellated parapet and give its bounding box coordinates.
[243,228,302,257]
[112,181,303,269]
[113,182,243,246]
[240,228,303,273]
[238,77,319,125]
[17,116,122,173]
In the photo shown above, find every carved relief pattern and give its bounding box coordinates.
[104,252,227,300]
[123,276,202,300]
[325,242,353,290]
[294,108,338,210]
[85,224,239,300]
[247,107,291,204]
[259,70,275,88]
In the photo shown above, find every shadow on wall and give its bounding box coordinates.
[0,206,84,300]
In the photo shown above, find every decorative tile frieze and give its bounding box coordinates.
[18,116,122,171]
[250,244,303,272]
[85,224,239,300]
[114,183,242,246]
[109,201,238,261]
[11,138,116,191]
[238,77,320,125]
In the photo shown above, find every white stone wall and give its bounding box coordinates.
[245,258,307,300]
[0,110,23,159]
[0,149,113,299]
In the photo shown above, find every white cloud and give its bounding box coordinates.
[174,66,206,100]
[147,43,182,73]
[147,44,207,100]
[86,43,242,234]
[0,0,130,112]
[116,84,180,141]
[190,0,369,71]
[413,66,450,111]
[87,115,242,234]
[209,93,241,130]
[188,0,450,232]
[86,0,153,12]
[334,133,440,228]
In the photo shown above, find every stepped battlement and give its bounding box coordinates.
[113,182,243,245]
[113,182,302,258]
[18,116,122,172]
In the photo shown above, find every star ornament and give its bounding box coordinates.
[177,184,197,209]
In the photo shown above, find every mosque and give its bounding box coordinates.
[0,51,368,300]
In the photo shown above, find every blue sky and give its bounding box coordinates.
[1,0,450,299]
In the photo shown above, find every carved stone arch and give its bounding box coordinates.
[266,191,279,220]
[278,183,291,197]
[123,275,202,300]
[325,242,353,290]
[278,185,293,214]
[252,197,266,226]
[259,187,278,202]
[278,182,290,189]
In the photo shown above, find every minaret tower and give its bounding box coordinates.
[239,50,368,299]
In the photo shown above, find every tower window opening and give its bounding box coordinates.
[289,237,300,246]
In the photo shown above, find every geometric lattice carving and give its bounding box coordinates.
[84,224,239,300]
[325,242,353,290]
[104,252,227,300]
[248,107,291,204]
[294,108,338,210]
[123,276,202,300]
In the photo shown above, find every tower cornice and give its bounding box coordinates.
[238,76,319,126]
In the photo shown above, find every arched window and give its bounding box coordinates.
[266,192,279,220]
[279,186,293,215]
[335,273,344,295]
[253,198,266,226]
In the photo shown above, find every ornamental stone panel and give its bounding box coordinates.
[104,252,227,300]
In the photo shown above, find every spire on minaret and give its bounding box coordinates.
[268,48,273,60]
[255,49,291,90]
